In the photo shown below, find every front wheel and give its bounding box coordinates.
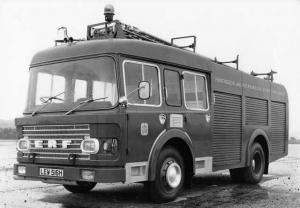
[63,181,96,193]
[148,147,185,203]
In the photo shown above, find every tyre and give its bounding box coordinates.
[63,181,97,193]
[243,142,265,184]
[148,147,185,203]
[229,168,244,183]
[230,142,265,184]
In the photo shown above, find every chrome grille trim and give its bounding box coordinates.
[23,153,89,160]
[23,130,90,132]
[23,124,89,130]
[25,134,90,136]
[22,124,90,160]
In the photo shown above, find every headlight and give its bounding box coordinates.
[80,138,99,154]
[17,137,29,152]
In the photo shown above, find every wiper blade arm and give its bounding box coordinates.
[31,91,66,116]
[65,97,108,115]
[40,96,64,103]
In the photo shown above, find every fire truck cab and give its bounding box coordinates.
[14,6,288,203]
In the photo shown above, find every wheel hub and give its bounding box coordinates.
[252,159,256,170]
[252,151,262,174]
[165,162,182,188]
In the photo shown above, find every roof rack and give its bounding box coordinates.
[214,55,239,70]
[86,20,197,53]
[171,36,196,52]
[251,70,277,82]
[85,5,196,52]
[55,5,197,52]
[55,26,85,46]
[87,20,173,45]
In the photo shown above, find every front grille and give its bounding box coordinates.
[22,124,90,160]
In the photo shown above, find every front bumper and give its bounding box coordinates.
[14,163,125,184]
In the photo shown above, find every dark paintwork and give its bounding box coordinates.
[211,61,288,171]
[30,39,210,71]
[15,38,288,183]
[13,164,125,183]
[147,128,195,181]
[16,113,127,167]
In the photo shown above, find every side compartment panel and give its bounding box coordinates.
[212,92,242,167]
[246,97,268,126]
[270,101,286,155]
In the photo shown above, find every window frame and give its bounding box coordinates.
[25,55,119,114]
[122,60,162,107]
[182,71,209,111]
[163,69,182,107]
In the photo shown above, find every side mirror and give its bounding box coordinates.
[138,81,150,100]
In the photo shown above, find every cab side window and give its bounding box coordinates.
[164,69,181,106]
[124,61,160,106]
[183,72,208,110]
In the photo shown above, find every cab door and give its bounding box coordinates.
[122,59,165,163]
[182,71,212,159]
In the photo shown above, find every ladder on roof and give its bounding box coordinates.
[86,20,196,52]
[87,20,172,45]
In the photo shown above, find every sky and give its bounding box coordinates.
[0,0,299,138]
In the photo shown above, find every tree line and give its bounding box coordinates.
[0,128,17,139]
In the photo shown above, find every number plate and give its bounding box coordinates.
[39,168,64,177]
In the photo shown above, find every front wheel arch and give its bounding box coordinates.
[148,129,195,182]
[147,146,185,202]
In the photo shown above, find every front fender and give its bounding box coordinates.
[147,128,195,181]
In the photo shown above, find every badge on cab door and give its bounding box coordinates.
[159,114,166,125]
[141,123,148,136]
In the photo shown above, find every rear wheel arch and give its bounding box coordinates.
[247,129,270,174]
[148,129,195,182]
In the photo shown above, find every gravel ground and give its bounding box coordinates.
[0,140,299,208]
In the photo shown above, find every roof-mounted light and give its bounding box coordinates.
[104,4,115,22]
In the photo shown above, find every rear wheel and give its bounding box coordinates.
[229,168,244,183]
[230,143,265,184]
[148,147,184,203]
[63,181,96,193]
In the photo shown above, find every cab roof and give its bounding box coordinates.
[30,39,211,71]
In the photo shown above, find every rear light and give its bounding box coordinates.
[80,138,99,154]
[17,166,26,175]
[17,137,29,152]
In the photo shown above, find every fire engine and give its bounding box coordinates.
[14,5,288,202]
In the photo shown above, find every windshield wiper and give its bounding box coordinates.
[64,97,108,115]
[31,91,66,116]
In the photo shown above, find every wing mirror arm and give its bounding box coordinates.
[119,81,151,108]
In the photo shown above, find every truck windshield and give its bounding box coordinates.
[25,57,118,114]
